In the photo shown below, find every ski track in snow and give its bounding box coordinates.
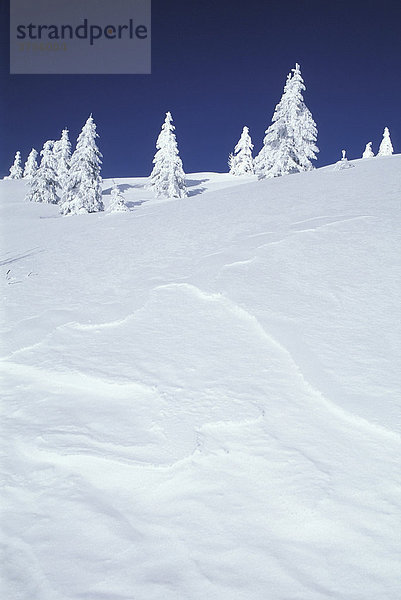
[1,161,401,599]
[0,246,45,267]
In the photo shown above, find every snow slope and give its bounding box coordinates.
[1,158,400,599]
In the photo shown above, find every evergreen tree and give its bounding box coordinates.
[60,115,103,215]
[6,151,23,179]
[148,111,187,198]
[26,141,58,203]
[377,127,394,156]
[362,142,374,158]
[23,148,38,180]
[255,63,319,179]
[107,182,129,212]
[229,126,255,175]
[53,128,71,193]
[228,153,234,173]
[333,150,354,171]
[254,140,271,180]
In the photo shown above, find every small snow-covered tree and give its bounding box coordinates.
[6,151,23,179]
[53,128,71,192]
[377,127,393,156]
[148,111,187,199]
[255,63,319,179]
[23,148,38,180]
[362,142,374,158]
[334,150,354,171]
[107,182,129,212]
[229,126,255,175]
[26,141,58,203]
[60,115,103,215]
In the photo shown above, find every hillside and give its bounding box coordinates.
[1,157,400,600]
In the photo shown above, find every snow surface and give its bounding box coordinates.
[1,158,400,599]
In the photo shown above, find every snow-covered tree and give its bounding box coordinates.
[23,148,38,180]
[60,115,103,215]
[362,142,374,158]
[334,149,354,171]
[228,153,234,172]
[255,63,319,179]
[148,111,187,199]
[229,126,255,175]
[107,182,129,212]
[377,127,393,156]
[6,151,23,179]
[26,141,58,203]
[53,128,71,192]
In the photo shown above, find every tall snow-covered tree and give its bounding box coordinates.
[23,148,38,180]
[26,141,58,204]
[53,128,71,192]
[229,126,255,176]
[60,115,103,215]
[107,182,129,212]
[6,151,23,179]
[148,111,187,199]
[362,142,374,158]
[377,127,394,156]
[255,63,319,179]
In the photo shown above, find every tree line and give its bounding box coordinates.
[4,64,395,216]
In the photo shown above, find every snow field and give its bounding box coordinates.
[1,157,401,599]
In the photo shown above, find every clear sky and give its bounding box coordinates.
[1,0,400,178]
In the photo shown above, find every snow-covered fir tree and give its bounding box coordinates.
[228,153,234,172]
[148,111,187,199]
[334,150,354,171]
[255,63,319,179]
[362,142,374,158]
[53,128,71,193]
[229,126,255,176]
[23,148,38,180]
[107,182,129,212]
[60,115,103,215]
[377,127,393,156]
[6,151,23,179]
[26,141,58,203]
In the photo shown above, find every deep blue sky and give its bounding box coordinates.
[1,0,400,178]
